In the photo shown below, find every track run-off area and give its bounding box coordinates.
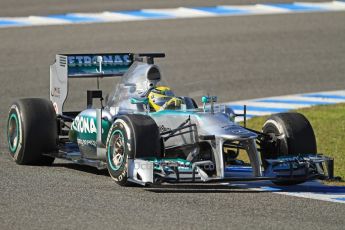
[0,1,345,28]
[0,0,345,229]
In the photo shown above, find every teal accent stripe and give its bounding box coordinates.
[8,113,19,153]
[107,130,125,171]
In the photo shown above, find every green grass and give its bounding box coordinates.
[241,103,345,185]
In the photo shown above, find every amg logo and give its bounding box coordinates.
[68,55,131,67]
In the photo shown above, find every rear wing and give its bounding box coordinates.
[50,53,164,114]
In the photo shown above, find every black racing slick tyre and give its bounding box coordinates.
[261,112,317,186]
[106,114,161,186]
[7,98,57,165]
[262,112,317,158]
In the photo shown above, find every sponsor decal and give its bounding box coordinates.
[115,166,127,182]
[72,116,97,134]
[67,55,131,67]
[51,87,61,98]
[77,139,96,147]
[223,125,250,134]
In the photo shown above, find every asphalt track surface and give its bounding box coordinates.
[1,3,345,229]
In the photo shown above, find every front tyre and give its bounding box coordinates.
[261,112,317,186]
[106,121,130,186]
[262,112,317,159]
[106,114,161,186]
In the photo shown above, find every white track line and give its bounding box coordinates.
[1,1,345,28]
[219,89,345,122]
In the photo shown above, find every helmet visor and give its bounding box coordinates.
[153,97,172,106]
[163,90,175,97]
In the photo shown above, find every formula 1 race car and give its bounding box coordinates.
[6,53,334,186]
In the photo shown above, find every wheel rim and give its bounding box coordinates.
[108,130,125,171]
[8,113,19,154]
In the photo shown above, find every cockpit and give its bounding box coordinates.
[106,61,198,115]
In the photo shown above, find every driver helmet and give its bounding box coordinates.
[148,86,181,111]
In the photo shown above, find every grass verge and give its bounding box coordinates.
[241,103,345,185]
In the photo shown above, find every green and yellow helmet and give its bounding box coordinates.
[148,86,181,111]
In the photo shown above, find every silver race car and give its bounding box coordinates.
[7,53,334,186]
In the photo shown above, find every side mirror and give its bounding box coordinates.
[130,97,149,105]
[201,96,217,104]
[201,96,217,113]
[201,96,209,104]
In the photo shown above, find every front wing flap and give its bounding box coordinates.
[127,154,334,186]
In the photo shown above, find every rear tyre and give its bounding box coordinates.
[106,114,161,186]
[261,112,317,186]
[7,98,57,165]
